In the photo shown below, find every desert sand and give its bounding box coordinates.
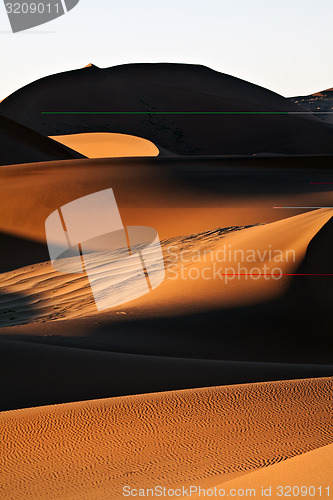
[0,63,332,499]
[199,444,333,500]
[51,132,160,158]
[0,155,332,259]
[0,208,331,325]
[0,154,332,412]
[0,377,332,499]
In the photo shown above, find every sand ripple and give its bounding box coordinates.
[0,377,332,499]
[0,225,251,326]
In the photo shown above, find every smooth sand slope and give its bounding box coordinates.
[199,444,333,500]
[0,115,84,166]
[0,377,332,499]
[50,132,160,158]
[2,63,333,155]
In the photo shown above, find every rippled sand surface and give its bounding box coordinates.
[1,377,332,499]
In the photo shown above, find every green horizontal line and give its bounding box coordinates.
[41,111,290,115]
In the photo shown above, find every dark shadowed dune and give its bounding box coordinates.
[0,337,332,412]
[0,115,85,166]
[2,63,333,155]
[290,87,333,124]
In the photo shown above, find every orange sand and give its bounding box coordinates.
[51,133,160,158]
[0,208,331,325]
[0,377,332,499]
[199,444,333,500]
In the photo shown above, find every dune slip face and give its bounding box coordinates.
[0,377,332,499]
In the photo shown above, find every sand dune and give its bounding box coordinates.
[0,155,331,370]
[1,336,333,412]
[0,377,332,499]
[0,225,248,326]
[1,64,332,500]
[144,208,333,313]
[0,209,331,326]
[2,63,333,155]
[50,132,160,158]
[0,115,84,166]
[0,210,332,411]
[198,444,333,500]
[0,155,332,268]
[290,87,333,124]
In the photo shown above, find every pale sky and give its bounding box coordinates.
[1,0,332,99]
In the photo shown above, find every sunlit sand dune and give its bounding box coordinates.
[0,155,331,377]
[0,156,332,252]
[50,132,160,158]
[0,209,331,326]
[0,377,332,499]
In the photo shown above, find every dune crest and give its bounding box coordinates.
[83,63,98,69]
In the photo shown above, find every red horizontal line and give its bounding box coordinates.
[217,274,333,276]
[310,182,333,185]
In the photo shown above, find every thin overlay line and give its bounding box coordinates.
[41,111,333,115]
